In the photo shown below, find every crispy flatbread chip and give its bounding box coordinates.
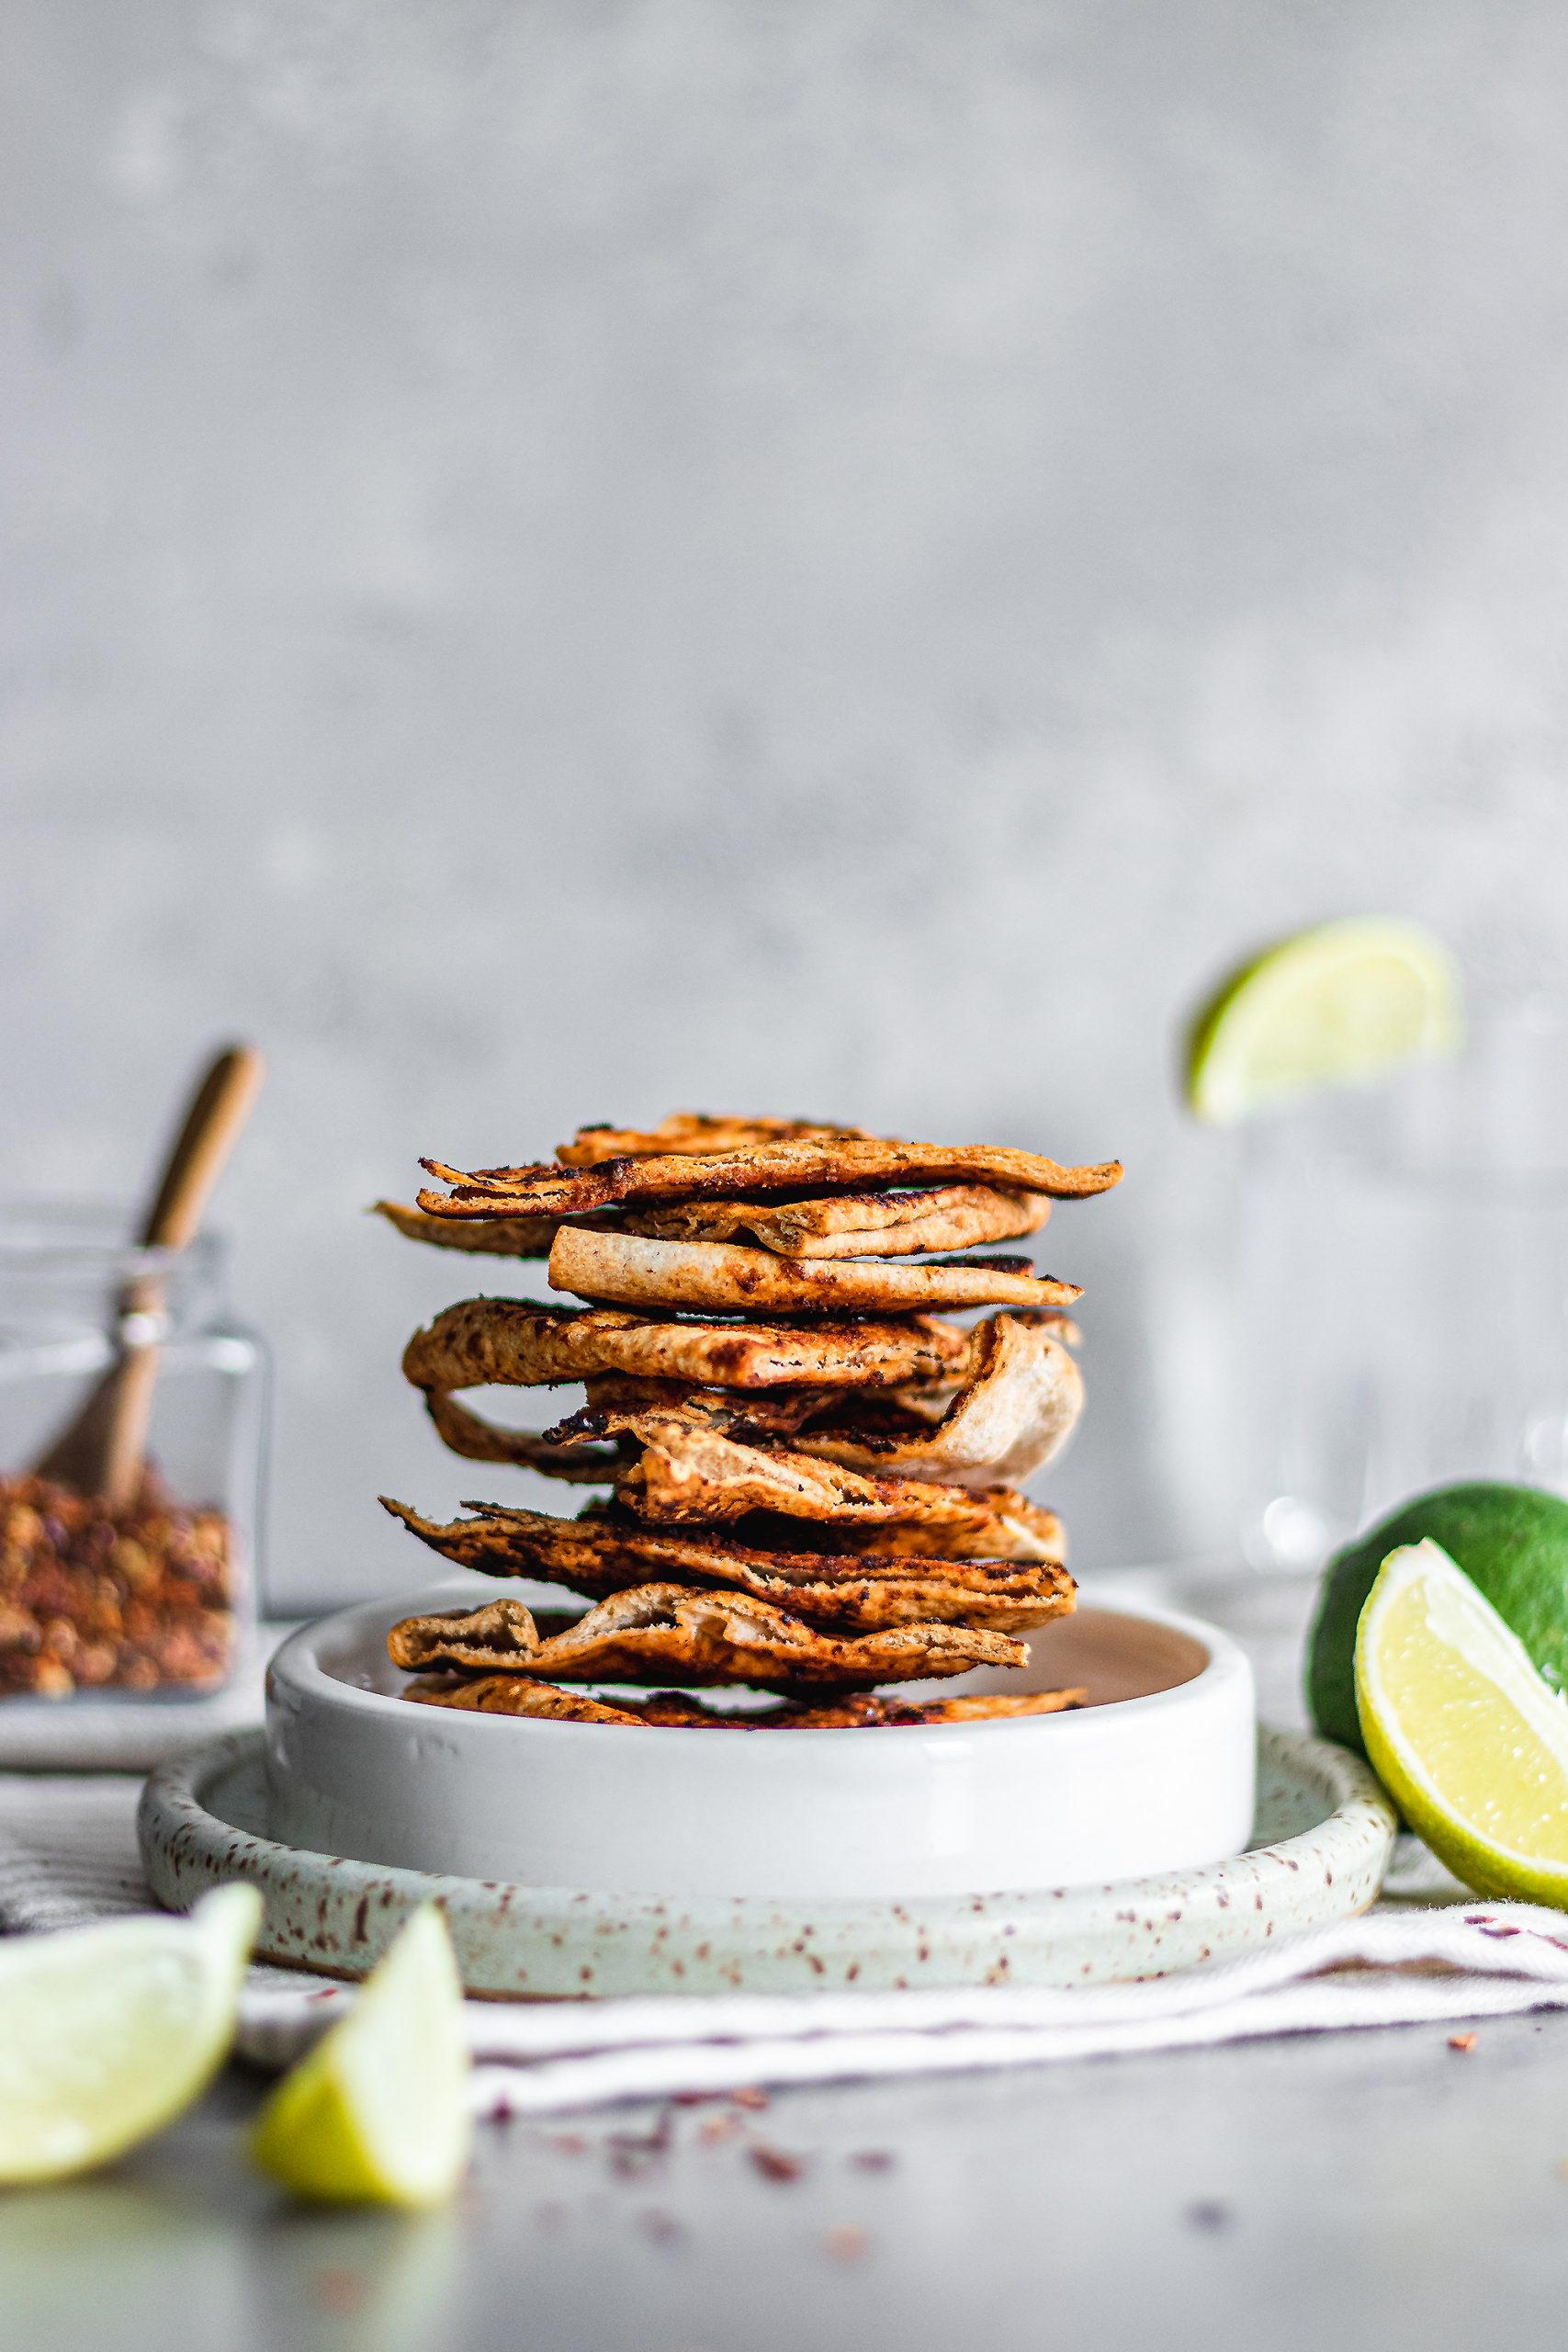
[375,1188,1047,1267]
[547,1227,1081,1317]
[603,1414,1065,1559]
[387,1584,1026,1690]
[401,1298,971,1396]
[423,1387,618,1480]
[750,1688,1086,1727]
[389,1595,541,1671]
[401,1674,646,1721]
[792,1314,1084,1488]
[414,1374,969,1474]
[373,1200,565,1257]
[623,1185,1050,1260]
[417,1136,1122,1216]
[423,1386,1067,1560]
[401,1676,1086,1726]
[558,1114,869,1166]
[411,1383,1072,1552]
[379,1498,1075,1632]
[554,1316,1081,1488]
[570,1377,910,1438]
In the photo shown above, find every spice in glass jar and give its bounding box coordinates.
[0,1470,234,1698]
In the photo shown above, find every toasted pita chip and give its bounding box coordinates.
[558,1114,869,1166]
[623,1185,1051,1260]
[547,1227,1081,1317]
[750,1688,1087,1727]
[423,1387,618,1479]
[553,1314,1083,1489]
[401,1298,971,1396]
[388,1584,1025,1690]
[414,1382,912,1474]
[578,1492,1065,1566]
[424,1385,1067,1559]
[570,1376,888,1438]
[412,1301,1073,1481]
[400,1673,645,1722]
[794,1313,1084,1487]
[389,1596,541,1671]
[753,1515,1065,1562]
[379,1498,1075,1632]
[414,1378,890,1473]
[400,1675,742,1724]
[417,1136,1122,1216]
[604,1414,1065,1559]
[373,1200,565,1257]
[401,1676,1086,1725]
[374,1199,637,1259]
[376,1180,1047,1264]
[576,1351,1064,1426]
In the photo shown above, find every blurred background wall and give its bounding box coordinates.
[7,0,1568,1600]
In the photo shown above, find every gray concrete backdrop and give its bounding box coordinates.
[6,0,1568,1601]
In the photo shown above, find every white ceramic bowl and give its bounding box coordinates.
[265,1584,1257,1901]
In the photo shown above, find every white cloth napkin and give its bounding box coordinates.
[6,1772,1568,2116]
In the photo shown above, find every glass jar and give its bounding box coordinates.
[0,1203,266,1700]
[1235,1003,1568,1574]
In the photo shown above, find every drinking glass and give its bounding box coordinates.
[1238,1003,1568,1573]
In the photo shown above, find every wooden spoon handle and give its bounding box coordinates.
[33,1043,265,1503]
[92,1349,164,1513]
[137,1045,266,1255]
[98,1045,266,1498]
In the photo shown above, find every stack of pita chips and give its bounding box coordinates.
[378,1114,1122,1728]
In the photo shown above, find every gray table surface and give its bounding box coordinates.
[7,1566,1558,2352]
[6,2011,1568,2352]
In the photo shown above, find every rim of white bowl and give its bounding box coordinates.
[268,1585,1250,1745]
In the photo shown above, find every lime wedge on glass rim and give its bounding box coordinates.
[1355,1539,1568,1904]
[0,1883,260,2184]
[250,1904,470,2208]
[1184,918,1462,1123]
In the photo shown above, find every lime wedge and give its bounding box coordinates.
[1185,918,1462,1123]
[1355,1539,1568,1903]
[0,1883,259,2183]
[250,1905,470,2207]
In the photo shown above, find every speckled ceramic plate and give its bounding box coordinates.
[138,1727,1395,1996]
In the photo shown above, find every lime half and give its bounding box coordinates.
[1356,1538,1568,1904]
[250,1905,470,2207]
[1185,918,1462,1123]
[0,1883,259,2184]
[1308,1480,1568,1759]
